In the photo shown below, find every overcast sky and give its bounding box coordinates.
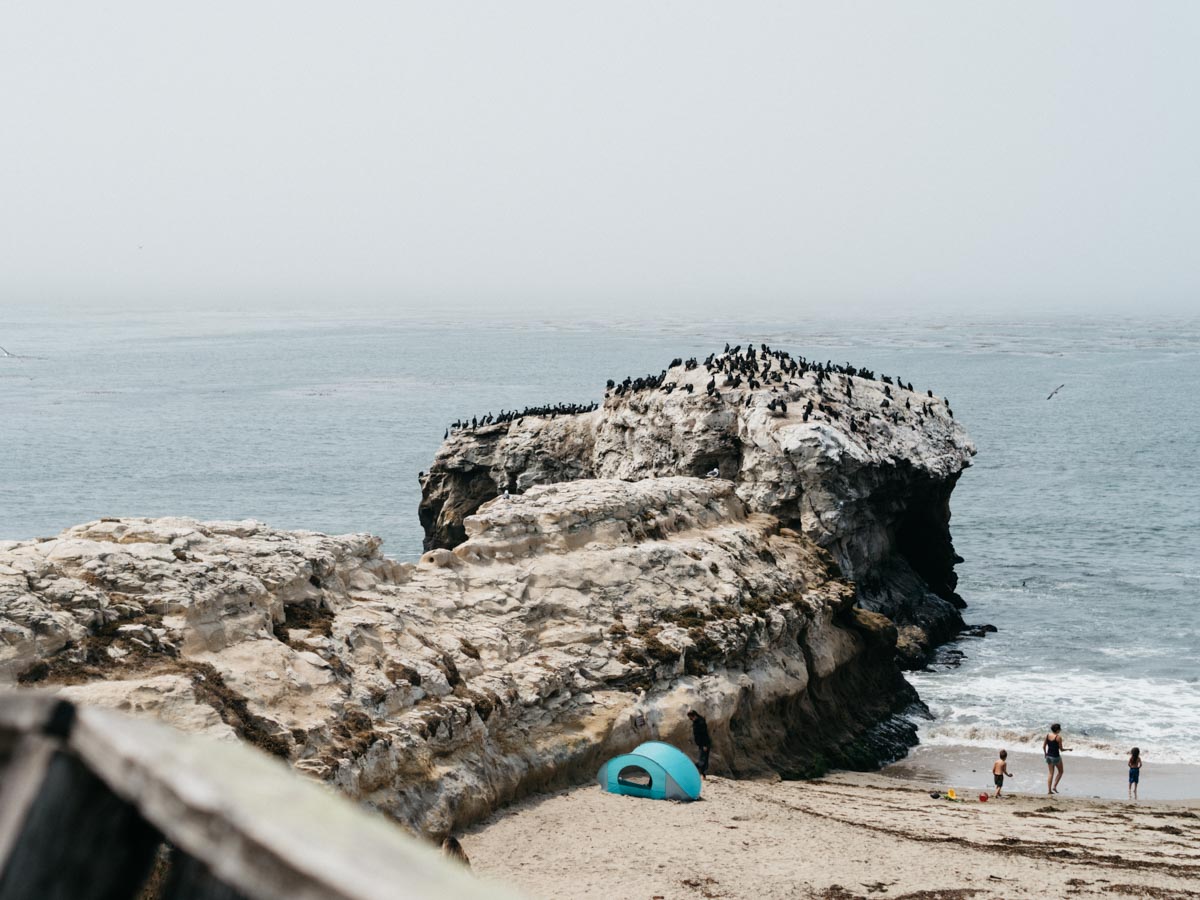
[2,2,1197,315]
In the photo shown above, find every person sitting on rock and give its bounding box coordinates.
[687,710,712,778]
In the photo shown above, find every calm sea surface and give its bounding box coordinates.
[2,308,1197,765]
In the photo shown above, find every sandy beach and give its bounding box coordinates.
[466,770,1200,899]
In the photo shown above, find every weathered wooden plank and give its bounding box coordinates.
[160,851,252,900]
[0,735,55,869]
[0,691,63,735]
[0,694,521,900]
[0,746,161,900]
[0,700,81,867]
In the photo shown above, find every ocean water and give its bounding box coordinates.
[2,307,1198,767]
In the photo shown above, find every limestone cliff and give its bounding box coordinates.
[421,348,976,663]
[2,479,916,836]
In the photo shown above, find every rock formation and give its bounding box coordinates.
[421,347,976,663]
[1,344,977,837]
[2,478,917,836]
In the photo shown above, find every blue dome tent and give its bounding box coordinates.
[596,741,702,801]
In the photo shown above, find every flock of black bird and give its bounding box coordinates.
[444,343,953,438]
[444,402,599,437]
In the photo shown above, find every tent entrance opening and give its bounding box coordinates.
[617,765,652,788]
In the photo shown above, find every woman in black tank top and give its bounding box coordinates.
[1043,723,1069,794]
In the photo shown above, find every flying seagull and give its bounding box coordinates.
[0,346,14,358]
[1046,384,1065,400]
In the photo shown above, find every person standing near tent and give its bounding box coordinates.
[687,710,712,778]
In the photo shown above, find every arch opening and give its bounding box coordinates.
[616,765,652,789]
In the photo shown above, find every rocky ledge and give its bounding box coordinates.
[421,346,977,664]
[3,478,917,836]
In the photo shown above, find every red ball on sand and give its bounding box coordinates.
[979,793,989,802]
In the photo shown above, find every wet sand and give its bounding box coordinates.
[884,743,1200,802]
[466,771,1200,899]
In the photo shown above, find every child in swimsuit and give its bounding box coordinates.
[1128,747,1142,800]
[992,749,1013,798]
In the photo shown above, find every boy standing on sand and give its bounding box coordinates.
[992,749,1014,798]
[1128,747,1142,800]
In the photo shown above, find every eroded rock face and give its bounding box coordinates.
[421,349,976,662]
[1,481,917,836]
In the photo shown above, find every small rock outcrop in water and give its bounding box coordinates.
[421,347,976,663]
[3,479,915,836]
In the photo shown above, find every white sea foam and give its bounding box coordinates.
[908,668,1200,765]
[1093,646,1174,659]
[916,726,1132,761]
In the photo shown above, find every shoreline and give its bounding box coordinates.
[884,742,1200,802]
[466,769,1200,899]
